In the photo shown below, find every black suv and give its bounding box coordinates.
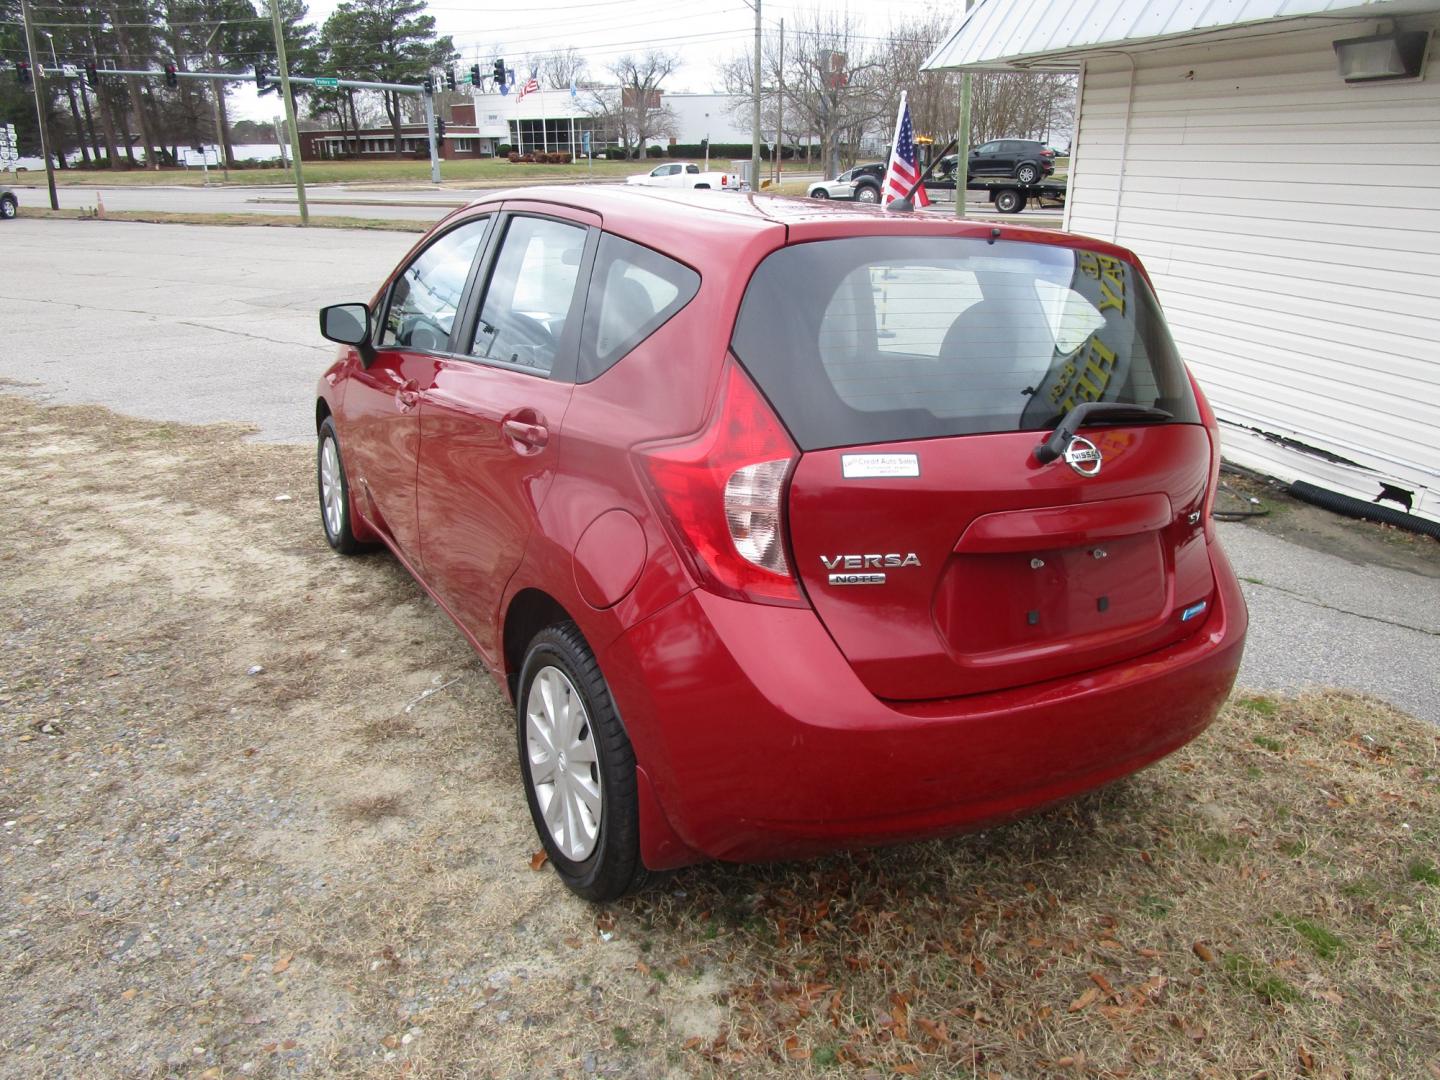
[942,140,1056,185]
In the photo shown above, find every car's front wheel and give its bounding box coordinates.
[0,194,16,220]
[1016,162,1040,184]
[518,623,644,901]
[316,416,369,555]
[809,188,830,199]
[855,185,880,204]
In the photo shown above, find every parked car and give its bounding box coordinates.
[0,187,16,220]
[625,161,739,190]
[941,139,1056,184]
[314,187,1247,900]
[807,162,886,203]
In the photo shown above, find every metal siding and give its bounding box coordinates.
[924,0,1439,70]
[1069,23,1440,522]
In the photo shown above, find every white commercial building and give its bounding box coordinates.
[926,0,1440,525]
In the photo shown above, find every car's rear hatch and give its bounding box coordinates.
[731,233,1215,701]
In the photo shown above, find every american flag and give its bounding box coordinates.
[883,93,930,208]
[516,74,540,101]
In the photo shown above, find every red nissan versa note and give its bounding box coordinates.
[314,187,1247,900]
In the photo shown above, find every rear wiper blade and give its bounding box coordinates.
[1034,402,1172,464]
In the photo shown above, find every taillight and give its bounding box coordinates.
[1188,369,1222,542]
[721,174,729,187]
[639,359,803,606]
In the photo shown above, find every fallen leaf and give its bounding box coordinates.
[1138,947,1160,958]
[1192,942,1215,963]
[894,1065,920,1076]
[381,1034,400,1050]
[634,960,651,976]
[1298,1044,1316,1074]
[783,1035,809,1060]
[271,952,293,975]
[529,849,549,871]
[681,1037,703,1051]
[282,1039,297,1051]
[1089,971,1120,1002]
[915,1018,950,1045]
[1069,987,1099,1012]
[120,989,137,1002]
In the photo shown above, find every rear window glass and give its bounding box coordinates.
[578,233,700,381]
[730,236,1198,451]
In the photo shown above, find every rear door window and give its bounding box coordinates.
[731,236,1199,450]
[469,215,588,375]
[578,233,700,381]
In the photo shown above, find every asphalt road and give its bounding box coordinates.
[3,218,1436,720]
[9,177,1049,223]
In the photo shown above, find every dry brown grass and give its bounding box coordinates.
[1,395,1436,1079]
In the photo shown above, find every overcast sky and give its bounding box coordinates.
[231,0,952,121]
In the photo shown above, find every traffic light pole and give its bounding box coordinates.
[268,0,308,225]
[19,0,59,209]
[421,92,440,185]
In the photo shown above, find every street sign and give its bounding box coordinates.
[62,64,80,78]
[314,77,339,89]
[581,130,591,155]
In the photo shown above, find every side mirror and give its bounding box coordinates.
[319,302,375,364]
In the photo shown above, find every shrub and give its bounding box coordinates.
[507,151,520,163]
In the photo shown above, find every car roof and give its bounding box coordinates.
[456,185,1139,274]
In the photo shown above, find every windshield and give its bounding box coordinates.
[731,236,1199,451]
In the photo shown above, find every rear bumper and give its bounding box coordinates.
[604,542,1247,867]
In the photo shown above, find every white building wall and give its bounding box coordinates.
[1066,19,1440,522]
[663,94,753,145]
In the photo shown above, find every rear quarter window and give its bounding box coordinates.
[577,233,700,381]
[731,236,1199,451]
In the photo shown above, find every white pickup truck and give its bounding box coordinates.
[625,161,740,191]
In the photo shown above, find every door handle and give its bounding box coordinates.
[501,418,549,452]
[396,380,419,411]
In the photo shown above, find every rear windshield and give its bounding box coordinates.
[730,236,1199,451]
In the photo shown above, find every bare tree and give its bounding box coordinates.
[535,47,587,92]
[601,50,680,158]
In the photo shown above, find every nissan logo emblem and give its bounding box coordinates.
[1063,435,1103,477]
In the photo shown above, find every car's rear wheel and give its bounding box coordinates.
[1016,162,1040,184]
[316,416,368,555]
[518,623,644,901]
[0,194,16,220]
[810,188,830,199]
[694,183,709,189]
[995,189,1025,214]
[855,185,879,204]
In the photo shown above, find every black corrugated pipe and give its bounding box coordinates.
[1288,481,1440,541]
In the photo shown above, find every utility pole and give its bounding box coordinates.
[268,0,308,224]
[19,0,59,209]
[750,0,761,191]
[421,89,440,184]
[954,0,974,217]
[775,18,784,184]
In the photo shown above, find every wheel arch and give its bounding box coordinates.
[503,587,578,697]
[316,396,332,432]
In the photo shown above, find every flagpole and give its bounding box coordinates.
[540,76,549,153]
[883,92,906,208]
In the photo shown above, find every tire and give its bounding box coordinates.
[0,194,16,220]
[995,189,1025,214]
[694,183,709,189]
[1015,162,1040,185]
[809,189,830,199]
[517,623,645,901]
[854,184,880,204]
[316,416,369,555]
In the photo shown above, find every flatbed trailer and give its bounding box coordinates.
[927,176,1067,214]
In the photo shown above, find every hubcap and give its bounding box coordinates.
[525,665,602,861]
[319,435,344,539]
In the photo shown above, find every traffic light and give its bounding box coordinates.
[255,67,272,94]
[423,75,434,94]
[164,62,178,88]
[16,60,31,87]
[469,64,480,87]
[85,61,98,88]
[436,118,446,140]
[445,67,456,92]
[492,58,505,86]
